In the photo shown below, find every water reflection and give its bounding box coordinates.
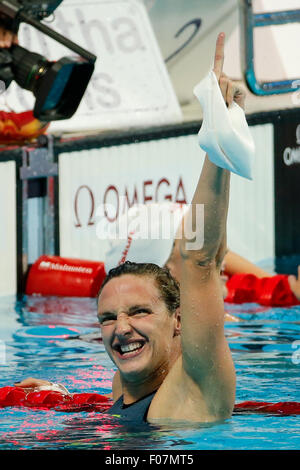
[0,411,197,450]
[0,295,299,450]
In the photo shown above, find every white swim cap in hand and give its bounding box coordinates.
[193,70,255,180]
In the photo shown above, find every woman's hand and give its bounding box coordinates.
[15,377,52,390]
[14,377,70,395]
[218,73,246,111]
[212,34,246,111]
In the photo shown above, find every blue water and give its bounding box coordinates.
[0,295,299,450]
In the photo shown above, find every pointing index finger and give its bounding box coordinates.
[213,32,225,80]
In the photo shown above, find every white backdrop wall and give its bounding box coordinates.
[0,161,17,296]
[59,122,274,265]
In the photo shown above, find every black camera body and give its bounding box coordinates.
[0,0,64,29]
[13,0,64,19]
[0,0,96,121]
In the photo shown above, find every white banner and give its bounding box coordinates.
[142,0,239,103]
[2,0,182,133]
[59,123,274,265]
[142,0,300,104]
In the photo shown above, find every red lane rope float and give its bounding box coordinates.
[225,274,259,304]
[233,401,300,416]
[225,273,300,307]
[0,387,299,415]
[0,387,112,412]
[26,255,107,298]
[257,275,300,307]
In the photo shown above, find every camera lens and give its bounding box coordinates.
[10,45,49,92]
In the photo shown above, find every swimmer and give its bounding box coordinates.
[16,33,248,423]
[220,252,300,302]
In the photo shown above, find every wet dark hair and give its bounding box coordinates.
[98,261,180,315]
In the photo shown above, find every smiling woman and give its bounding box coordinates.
[94,32,245,424]
[13,32,248,424]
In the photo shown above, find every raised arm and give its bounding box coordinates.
[148,33,249,423]
[179,33,242,420]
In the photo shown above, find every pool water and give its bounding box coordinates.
[0,295,299,450]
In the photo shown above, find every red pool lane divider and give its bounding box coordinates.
[257,275,300,307]
[0,387,112,411]
[225,273,300,307]
[55,393,113,413]
[0,387,299,415]
[225,274,259,304]
[234,401,300,416]
[0,386,27,406]
[26,255,107,297]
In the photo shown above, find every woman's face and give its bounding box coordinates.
[98,274,179,384]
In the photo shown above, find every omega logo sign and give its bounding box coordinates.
[283,124,300,166]
[73,177,187,227]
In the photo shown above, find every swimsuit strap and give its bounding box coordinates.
[107,390,157,423]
